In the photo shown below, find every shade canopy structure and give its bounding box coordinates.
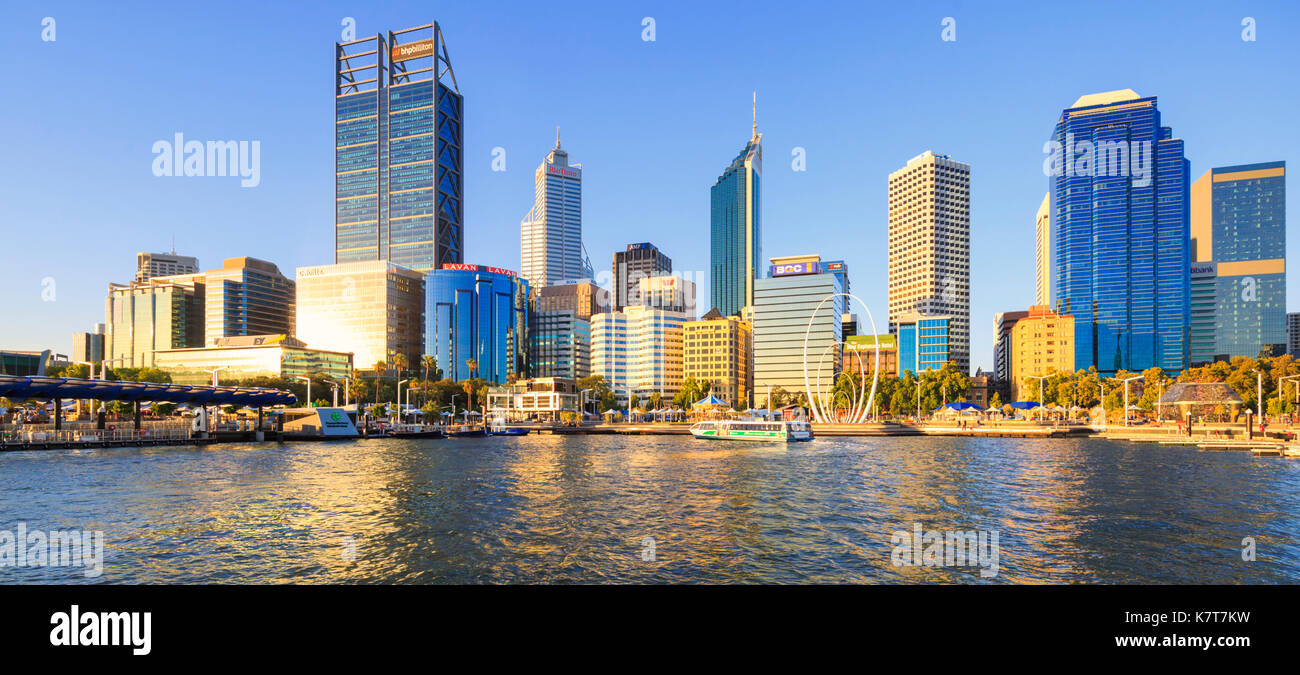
[1008,401,1042,410]
[941,401,982,412]
[1157,382,1243,421]
[0,374,297,408]
[692,394,729,408]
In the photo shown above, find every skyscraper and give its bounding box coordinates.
[710,95,762,318]
[296,261,426,372]
[426,264,530,384]
[1188,162,1286,362]
[612,243,671,309]
[334,22,463,272]
[201,257,296,345]
[521,131,590,288]
[135,251,198,283]
[752,255,843,410]
[1034,193,1051,306]
[1050,90,1189,374]
[887,150,971,374]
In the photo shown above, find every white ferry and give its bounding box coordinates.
[689,419,814,442]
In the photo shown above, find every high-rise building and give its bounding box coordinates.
[1188,161,1286,363]
[753,256,843,409]
[612,243,672,309]
[426,263,530,384]
[534,280,610,321]
[1009,305,1075,401]
[637,275,698,317]
[710,97,762,318]
[591,305,686,403]
[201,257,296,345]
[683,308,752,409]
[135,251,198,283]
[529,310,590,380]
[1034,193,1051,306]
[887,150,971,373]
[295,260,426,373]
[71,324,105,365]
[1050,90,1189,374]
[894,313,952,375]
[993,310,1030,399]
[334,22,463,272]
[105,275,206,367]
[1288,313,1300,357]
[521,132,590,288]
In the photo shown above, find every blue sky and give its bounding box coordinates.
[1,0,1296,371]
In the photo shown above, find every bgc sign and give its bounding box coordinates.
[771,262,819,277]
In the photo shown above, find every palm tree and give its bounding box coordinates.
[373,360,386,407]
[391,353,408,386]
[422,354,437,382]
[465,358,477,381]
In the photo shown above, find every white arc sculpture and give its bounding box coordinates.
[801,293,881,424]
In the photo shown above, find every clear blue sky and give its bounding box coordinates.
[2,0,1296,372]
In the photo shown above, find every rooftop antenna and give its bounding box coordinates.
[170,234,175,255]
[752,90,757,137]
[555,125,561,150]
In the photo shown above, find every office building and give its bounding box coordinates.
[887,150,971,373]
[1289,313,1300,357]
[153,335,353,386]
[591,305,686,403]
[993,310,1029,392]
[1034,193,1051,306]
[534,280,610,321]
[638,275,698,317]
[521,132,590,288]
[135,251,198,283]
[1050,90,1189,374]
[296,260,426,372]
[1009,305,1075,401]
[613,243,672,309]
[844,334,898,379]
[683,308,752,408]
[895,313,952,375]
[710,98,762,318]
[753,256,843,408]
[105,275,206,367]
[335,22,463,272]
[201,257,296,345]
[71,324,105,365]
[0,350,52,376]
[1189,161,1287,362]
[426,263,529,384]
[529,310,590,380]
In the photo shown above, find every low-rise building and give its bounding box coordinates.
[683,308,751,409]
[487,377,582,422]
[894,313,951,374]
[152,334,353,385]
[844,334,898,378]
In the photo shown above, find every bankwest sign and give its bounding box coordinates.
[391,39,435,63]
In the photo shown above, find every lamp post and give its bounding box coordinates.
[580,388,592,422]
[324,380,340,407]
[1025,374,1048,424]
[203,366,227,387]
[396,379,409,423]
[1118,375,1142,427]
[293,375,311,408]
[1277,375,1300,427]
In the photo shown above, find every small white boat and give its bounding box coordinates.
[689,419,813,442]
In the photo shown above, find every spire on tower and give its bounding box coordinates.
[752,91,757,138]
[555,125,561,150]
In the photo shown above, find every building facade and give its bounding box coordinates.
[613,243,671,309]
[486,377,582,422]
[71,324,105,365]
[1189,161,1286,363]
[534,280,610,321]
[683,308,752,409]
[105,275,206,367]
[591,305,686,403]
[710,110,762,318]
[752,258,843,408]
[1009,305,1075,401]
[202,257,296,345]
[426,263,529,384]
[295,260,426,373]
[135,251,198,283]
[1050,90,1189,374]
[1034,193,1051,306]
[521,134,590,288]
[153,335,353,386]
[895,313,951,375]
[887,150,971,373]
[844,334,898,379]
[993,310,1029,391]
[638,275,698,317]
[529,310,590,380]
[334,22,463,272]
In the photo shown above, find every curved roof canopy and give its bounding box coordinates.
[0,375,297,407]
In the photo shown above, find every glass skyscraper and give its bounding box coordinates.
[335,22,463,272]
[426,264,529,384]
[1050,90,1190,374]
[1189,161,1287,362]
[710,104,761,318]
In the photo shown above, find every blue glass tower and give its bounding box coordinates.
[710,102,761,318]
[335,22,463,272]
[427,264,529,384]
[1049,90,1190,374]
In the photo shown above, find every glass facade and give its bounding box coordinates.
[752,269,842,402]
[153,340,353,386]
[427,265,529,384]
[529,310,590,380]
[105,277,205,367]
[895,314,951,375]
[710,133,761,317]
[335,24,463,272]
[590,305,686,401]
[202,258,295,344]
[295,261,426,372]
[1051,92,1189,374]
[613,243,672,309]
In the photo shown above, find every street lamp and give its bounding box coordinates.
[323,380,340,407]
[203,366,227,387]
[1025,374,1048,424]
[580,388,592,422]
[293,375,312,408]
[396,379,409,422]
[1119,375,1143,427]
[1277,375,1300,426]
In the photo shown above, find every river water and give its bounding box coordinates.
[2,435,1298,583]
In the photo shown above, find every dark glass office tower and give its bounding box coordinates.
[335,23,463,272]
[1050,90,1190,374]
[710,124,761,318]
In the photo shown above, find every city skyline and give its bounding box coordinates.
[3,2,1298,374]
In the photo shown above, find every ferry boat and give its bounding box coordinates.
[689,419,814,442]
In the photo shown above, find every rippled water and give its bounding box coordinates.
[2,435,1299,584]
